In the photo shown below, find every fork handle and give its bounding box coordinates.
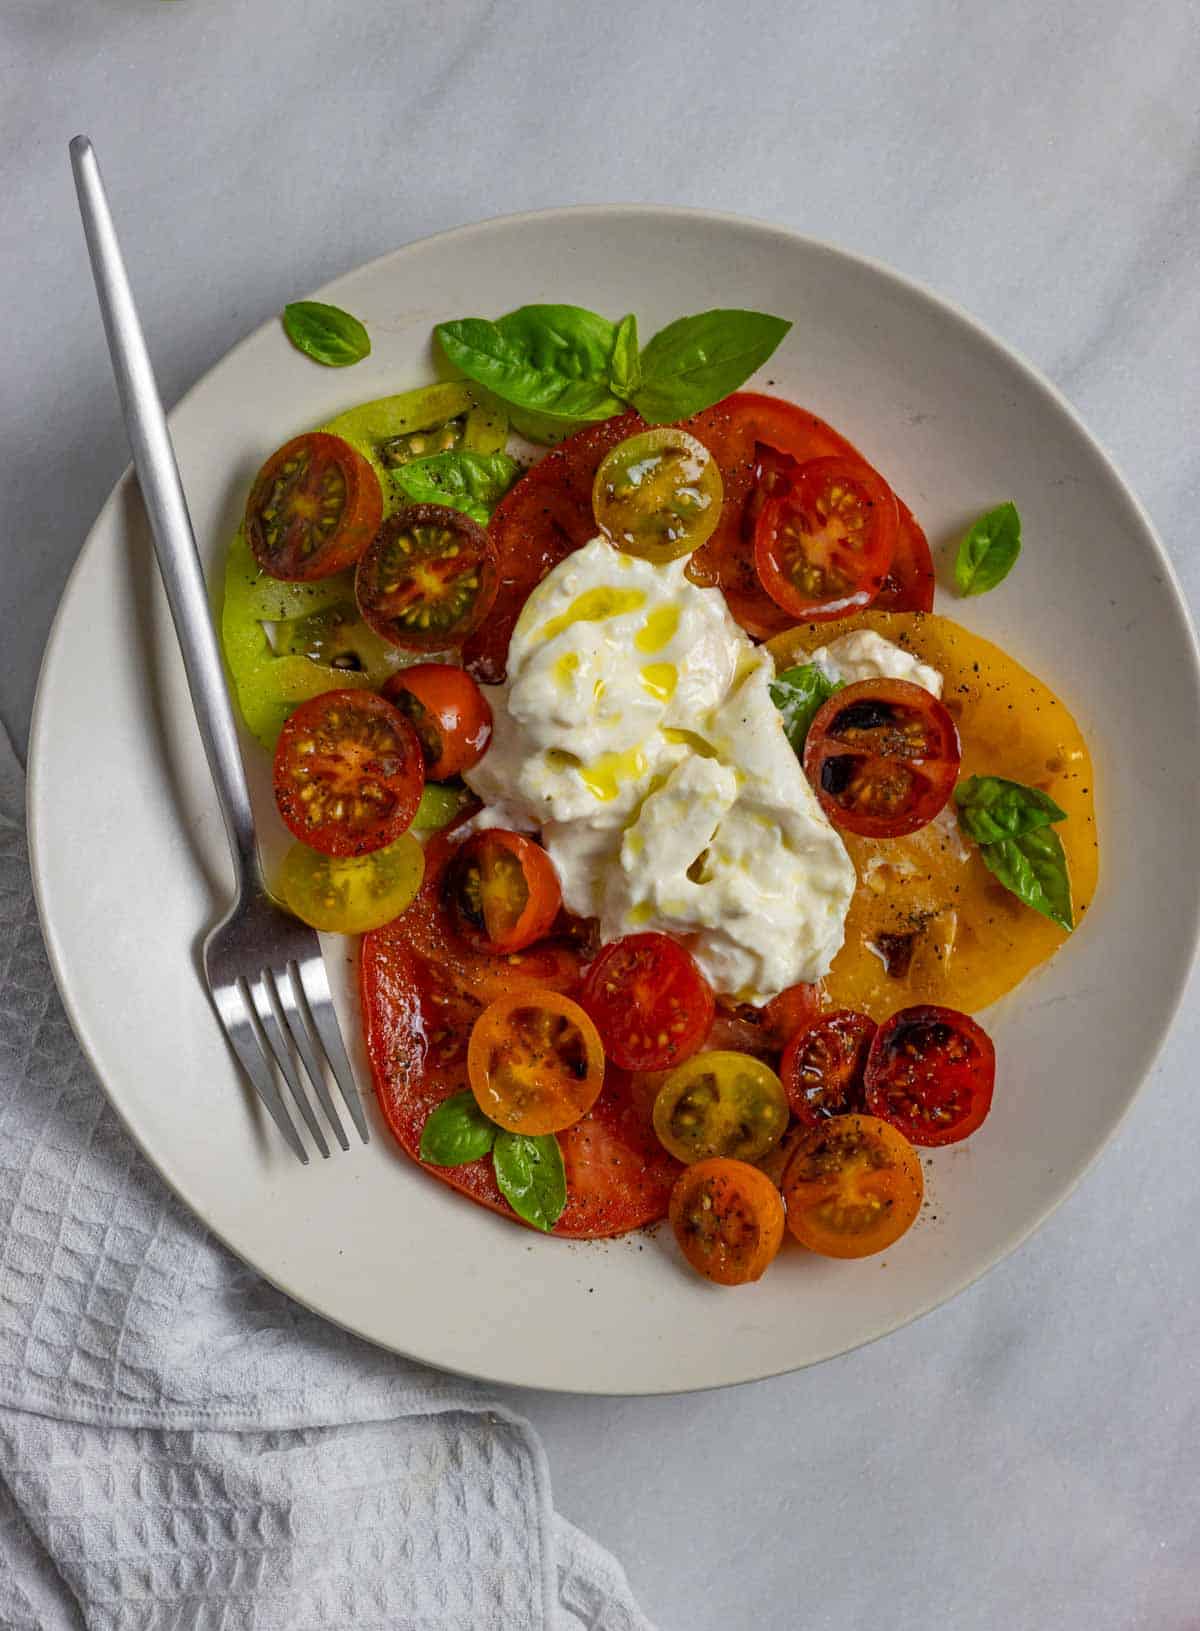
[71,136,262,891]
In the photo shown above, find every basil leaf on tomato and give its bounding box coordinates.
[419,1093,497,1167]
[977,826,1074,933]
[390,450,520,524]
[769,663,844,755]
[954,502,1022,596]
[282,301,371,368]
[632,309,791,424]
[609,312,641,400]
[954,775,1067,845]
[492,1130,567,1231]
[435,305,624,423]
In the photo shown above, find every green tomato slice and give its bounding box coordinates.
[277,830,425,935]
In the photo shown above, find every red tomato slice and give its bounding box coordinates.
[864,1004,996,1146]
[381,663,493,779]
[877,497,935,613]
[780,1009,877,1124]
[444,829,562,954]
[754,457,898,621]
[246,432,383,581]
[580,932,715,1072]
[803,677,961,838]
[272,689,424,857]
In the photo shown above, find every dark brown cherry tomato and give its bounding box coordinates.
[382,663,493,779]
[803,678,961,838]
[580,932,715,1072]
[246,432,382,581]
[782,1113,924,1258]
[272,689,424,857]
[754,456,898,621]
[864,1004,996,1146]
[669,1158,785,1285]
[444,829,562,954]
[780,1010,877,1125]
[356,503,499,651]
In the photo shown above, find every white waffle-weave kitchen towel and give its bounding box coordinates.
[0,727,653,1631]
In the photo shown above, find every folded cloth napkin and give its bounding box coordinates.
[0,727,653,1631]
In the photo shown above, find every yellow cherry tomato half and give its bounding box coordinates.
[652,1049,789,1165]
[592,428,724,562]
[277,830,424,934]
[467,990,606,1135]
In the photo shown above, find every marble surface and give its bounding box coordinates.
[5,1,1199,1626]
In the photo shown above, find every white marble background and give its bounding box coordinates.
[5,1,1199,1626]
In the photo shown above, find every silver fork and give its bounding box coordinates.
[70,135,369,1165]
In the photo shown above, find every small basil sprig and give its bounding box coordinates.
[419,1092,497,1167]
[282,301,371,368]
[418,1097,568,1231]
[390,450,520,525]
[769,663,844,755]
[434,302,791,440]
[955,776,1073,931]
[954,502,1021,596]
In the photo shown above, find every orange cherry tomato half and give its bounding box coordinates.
[382,662,493,779]
[272,689,424,857]
[356,502,499,651]
[245,432,383,582]
[467,989,605,1135]
[580,932,715,1072]
[780,1009,877,1126]
[803,677,961,839]
[782,1113,924,1259]
[864,1004,996,1146]
[444,830,562,954]
[753,456,898,621]
[669,1158,785,1285]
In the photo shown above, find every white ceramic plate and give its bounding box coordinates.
[29,208,1200,1394]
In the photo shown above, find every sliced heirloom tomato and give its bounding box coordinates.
[864,1004,995,1146]
[444,830,562,954]
[381,663,493,779]
[272,689,424,857]
[468,990,605,1135]
[592,429,724,562]
[780,1010,877,1125]
[782,1113,924,1259]
[754,456,897,621]
[357,502,499,650]
[653,1050,789,1165]
[246,432,383,581]
[277,831,424,933]
[707,983,827,1060]
[804,678,961,838]
[669,1158,785,1286]
[580,933,715,1072]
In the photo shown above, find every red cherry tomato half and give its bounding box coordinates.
[443,829,562,954]
[382,663,493,780]
[754,456,898,621]
[580,932,716,1073]
[864,1004,996,1146]
[245,432,383,582]
[272,689,424,857]
[803,678,961,839]
[356,502,499,651]
[780,1009,877,1125]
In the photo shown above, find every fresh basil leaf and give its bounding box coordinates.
[435,305,624,423]
[282,301,371,368]
[419,1093,497,1167]
[390,450,520,524]
[492,1131,567,1232]
[954,775,1068,846]
[609,312,641,401]
[976,826,1073,932]
[632,309,791,424]
[769,663,845,755]
[954,502,1022,596]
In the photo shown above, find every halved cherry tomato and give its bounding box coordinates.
[669,1158,785,1285]
[468,989,605,1134]
[754,456,898,621]
[356,502,499,650]
[780,1010,877,1125]
[782,1113,924,1258]
[580,932,715,1072]
[864,1004,995,1146]
[803,678,961,838]
[592,429,724,562]
[277,830,424,933]
[246,432,383,582]
[444,830,562,954]
[272,689,424,857]
[382,662,493,779]
[653,1050,788,1165]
